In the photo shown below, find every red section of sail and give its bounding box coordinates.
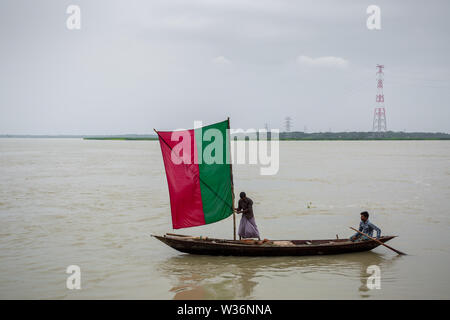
[157,129,205,229]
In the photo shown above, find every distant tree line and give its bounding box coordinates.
[277,131,450,140]
[2,131,450,141]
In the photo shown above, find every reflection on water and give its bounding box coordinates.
[356,253,401,298]
[158,252,401,299]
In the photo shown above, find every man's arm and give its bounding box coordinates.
[369,222,381,238]
[236,201,242,213]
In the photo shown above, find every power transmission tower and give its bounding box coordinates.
[372,64,387,132]
[285,117,292,132]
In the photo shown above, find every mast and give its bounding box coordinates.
[227,117,236,240]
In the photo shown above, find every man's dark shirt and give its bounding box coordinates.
[238,197,254,219]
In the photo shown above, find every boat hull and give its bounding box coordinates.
[152,234,396,257]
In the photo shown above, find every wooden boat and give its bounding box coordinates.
[152,233,397,256]
[153,119,403,257]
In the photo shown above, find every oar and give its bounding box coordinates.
[349,227,406,255]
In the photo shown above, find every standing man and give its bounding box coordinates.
[350,211,381,241]
[236,192,260,240]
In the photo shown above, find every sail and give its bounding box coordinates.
[156,120,234,229]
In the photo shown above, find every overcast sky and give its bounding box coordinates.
[1,0,449,134]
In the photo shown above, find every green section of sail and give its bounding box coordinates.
[194,120,233,224]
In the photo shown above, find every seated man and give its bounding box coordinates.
[350,211,381,242]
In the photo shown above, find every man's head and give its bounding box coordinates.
[360,211,369,222]
[239,192,246,199]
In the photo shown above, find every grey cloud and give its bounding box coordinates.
[0,0,449,134]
